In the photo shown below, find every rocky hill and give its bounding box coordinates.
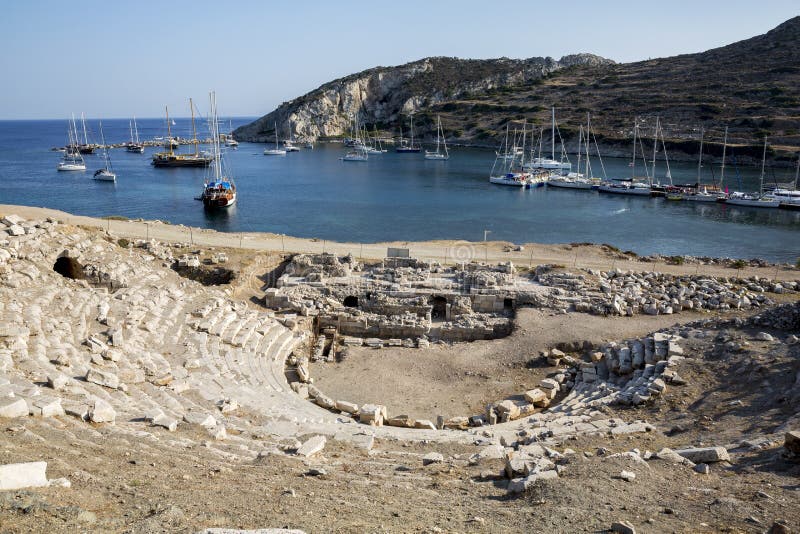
[236,16,800,162]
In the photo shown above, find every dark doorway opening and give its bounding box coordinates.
[343,295,359,308]
[432,296,448,319]
[53,257,85,280]
[503,298,514,312]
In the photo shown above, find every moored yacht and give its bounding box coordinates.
[201,92,237,209]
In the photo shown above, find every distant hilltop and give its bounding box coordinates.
[236,16,800,162]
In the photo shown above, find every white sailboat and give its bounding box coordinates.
[424,115,449,160]
[57,116,86,171]
[396,115,420,153]
[524,107,571,173]
[763,152,800,209]
[682,128,720,202]
[598,117,652,196]
[264,122,287,155]
[489,123,532,187]
[201,91,237,209]
[225,120,239,147]
[126,116,145,153]
[284,122,300,152]
[93,121,116,181]
[548,113,599,190]
[724,136,779,208]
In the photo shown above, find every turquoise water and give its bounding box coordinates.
[0,119,798,262]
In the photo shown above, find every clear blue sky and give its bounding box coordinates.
[1,0,797,119]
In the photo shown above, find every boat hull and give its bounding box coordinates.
[597,185,651,196]
[547,179,594,190]
[489,176,530,188]
[57,163,86,172]
[724,199,780,208]
[93,170,116,181]
[396,147,420,153]
[263,149,286,156]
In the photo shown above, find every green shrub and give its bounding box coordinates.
[117,238,130,248]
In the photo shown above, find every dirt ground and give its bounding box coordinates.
[312,308,706,421]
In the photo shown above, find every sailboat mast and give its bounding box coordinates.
[190,98,199,156]
[210,92,221,182]
[697,128,704,185]
[81,112,89,146]
[585,113,591,177]
[410,115,415,148]
[719,126,728,188]
[759,136,767,195]
[651,116,659,181]
[133,115,140,144]
[631,117,637,180]
[576,125,583,174]
[166,106,173,155]
[795,152,800,190]
[551,106,555,160]
[99,121,111,171]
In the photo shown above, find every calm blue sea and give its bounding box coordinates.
[0,118,798,262]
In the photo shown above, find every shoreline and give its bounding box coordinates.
[2,203,797,280]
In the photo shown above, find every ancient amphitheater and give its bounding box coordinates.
[0,210,798,533]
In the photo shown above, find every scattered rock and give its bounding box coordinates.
[296,435,326,458]
[422,452,444,466]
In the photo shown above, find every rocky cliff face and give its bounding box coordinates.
[234,54,614,142]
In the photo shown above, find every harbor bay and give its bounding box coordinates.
[0,118,798,262]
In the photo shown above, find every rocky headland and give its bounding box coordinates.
[236,16,800,165]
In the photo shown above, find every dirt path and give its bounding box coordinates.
[3,204,797,283]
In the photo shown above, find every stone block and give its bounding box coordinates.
[675,446,730,463]
[386,415,416,428]
[334,400,359,414]
[86,368,120,389]
[0,461,48,490]
[422,452,444,465]
[524,389,547,404]
[0,397,28,418]
[47,374,69,391]
[414,419,436,430]
[88,398,116,423]
[296,435,326,457]
[183,411,217,429]
[31,397,64,418]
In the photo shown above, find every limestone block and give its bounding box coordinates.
[443,416,470,430]
[152,413,178,432]
[62,401,90,421]
[494,400,520,422]
[359,404,387,426]
[524,389,547,404]
[0,397,28,418]
[6,225,25,237]
[118,368,145,384]
[31,397,64,418]
[183,412,217,429]
[539,378,559,391]
[422,452,444,465]
[0,461,48,490]
[88,398,116,423]
[334,400,359,414]
[85,368,120,389]
[386,415,416,428]
[217,398,239,413]
[314,394,335,410]
[674,446,730,463]
[506,469,558,494]
[296,435,326,457]
[1,214,24,226]
[414,419,437,430]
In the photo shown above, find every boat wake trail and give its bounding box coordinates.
[611,208,629,215]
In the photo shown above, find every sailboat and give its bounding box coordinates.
[548,113,600,190]
[57,115,86,171]
[225,120,239,147]
[524,107,571,173]
[152,100,213,167]
[264,122,287,155]
[763,152,800,209]
[340,113,368,161]
[724,136,780,208]
[93,121,116,182]
[283,122,300,152]
[396,115,420,153]
[682,128,720,202]
[126,116,145,153]
[598,117,652,196]
[77,112,95,154]
[200,92,237,209]
[489,123,533,187]
[424,115,449,160]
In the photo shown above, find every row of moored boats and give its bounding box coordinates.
[486,108,800,210]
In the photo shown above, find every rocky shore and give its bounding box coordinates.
[0,206,798,532]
